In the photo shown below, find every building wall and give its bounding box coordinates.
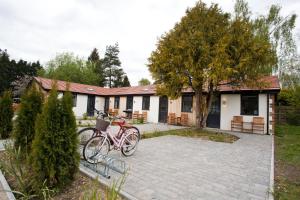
[119,97,127,116]
[168,96,196,126]
[133,96,143,112]
[95,96,105,111]
[108,97,114,110]
[148,96,159,123]
[220,93,268,133]
[73,94,88,117]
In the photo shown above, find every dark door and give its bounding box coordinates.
[207,95,220,128]
[126,96,133,110]
[104,97,109,113]
[158,96,168,123]
[87,95,96,116]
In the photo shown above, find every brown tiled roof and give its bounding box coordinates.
[34,77,156,96]
[34,75,280,96]
[34,77,110,95]
[219,76,280,92]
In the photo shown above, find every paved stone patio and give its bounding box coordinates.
[82,131,272,200]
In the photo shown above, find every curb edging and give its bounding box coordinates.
[268,134,274,200]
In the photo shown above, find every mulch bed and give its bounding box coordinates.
[0,151,106,199]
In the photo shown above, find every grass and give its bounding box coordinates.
[274,124,300,200]
[141,128,239,143]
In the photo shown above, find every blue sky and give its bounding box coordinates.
[0,0,299,85]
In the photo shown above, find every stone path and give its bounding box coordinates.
[83,132,272,200]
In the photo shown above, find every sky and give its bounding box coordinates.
[0,0,300,86]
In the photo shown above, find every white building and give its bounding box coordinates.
[34,76,280,134]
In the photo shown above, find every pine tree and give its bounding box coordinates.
[0,91,13,139]
[14,85,43,157]
[88,48,105,87]
[30,85,79,190]
[122,75,131,87]
[103,43,124,88]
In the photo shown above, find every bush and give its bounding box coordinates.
[30,87,79,190]
[14,86,43,156]
[0,91,13,139]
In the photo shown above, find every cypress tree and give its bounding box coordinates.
[0,91,13,139]
[14,85,43,156]
[30,86,79,190]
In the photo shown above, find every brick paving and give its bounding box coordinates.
[84,131,272,200]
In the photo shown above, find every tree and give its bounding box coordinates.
[0,49,41,94]
[0,91,13,138]
[235,0,299,88]
[88,48,105,87]
[138,78,151,86]
[102,43,125,88]
[42,52,100,86]
[14,85,43,157]
[30,85,79,189]
[148,1,275,128]
[122,75,131,87]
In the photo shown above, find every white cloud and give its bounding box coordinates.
[0,0,299,85]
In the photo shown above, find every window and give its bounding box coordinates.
[114,96,120,109]
[181,95,193,112]
[241,94,259,115]
[126,96,133,110]
[72,94,77,107]
[142,96,150,110]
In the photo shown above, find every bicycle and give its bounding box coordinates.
[83,115,140,164]
[77,109,107,157]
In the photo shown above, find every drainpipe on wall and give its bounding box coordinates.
[267,93,270,135]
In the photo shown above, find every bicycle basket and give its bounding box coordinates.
[96,119,110,131]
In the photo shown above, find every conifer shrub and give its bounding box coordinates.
[30,86,79,190]
[14,86,43,156]
[0,91,13,139]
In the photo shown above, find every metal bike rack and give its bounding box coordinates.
[81,154,126,179]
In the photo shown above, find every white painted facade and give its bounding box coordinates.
[220,94,268,133]
[133,96,143,112]
[73,94,88,117]
[95,96,105,111]
[148,96,159,123]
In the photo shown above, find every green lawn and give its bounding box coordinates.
[142,128,239,143]
[274,125,300,200]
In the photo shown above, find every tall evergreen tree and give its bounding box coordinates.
[235,0,298,88]
[0,49,41,94]
[14,85,43,157]
[103,43,124,88]
[0,91,13,138]
[148,1,275,128]
[30,85,79,190]
[122,75,131,87]
[88,48,105,87]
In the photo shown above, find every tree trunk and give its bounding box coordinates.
[195,91,201,128]
[201,82,214,128]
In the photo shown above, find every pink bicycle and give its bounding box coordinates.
[83,115,140,164]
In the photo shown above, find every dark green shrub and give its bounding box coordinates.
[0,91,13,139]
[30,87,79,190]
[14,86,43,156]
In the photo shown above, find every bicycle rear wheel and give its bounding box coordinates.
[78,127,97,158]
[83,136,110,164]
[121,132,139,157]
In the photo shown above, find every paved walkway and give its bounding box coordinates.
[82,132,272,200]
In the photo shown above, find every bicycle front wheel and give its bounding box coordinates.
[121,132,139,157]
[83,136,110,164]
